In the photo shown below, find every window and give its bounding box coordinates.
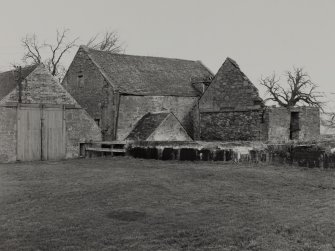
[77,71,84,87]
[94,119,100,127]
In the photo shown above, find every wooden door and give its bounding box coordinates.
[17,105,66,161]
[17,107,42,161]
[42,107,66,160]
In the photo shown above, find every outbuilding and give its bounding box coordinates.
[0,64,101,162]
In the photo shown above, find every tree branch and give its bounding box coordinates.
[260,67,323,109]
[87,31,124,53]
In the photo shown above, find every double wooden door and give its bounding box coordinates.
[17,105,66,161]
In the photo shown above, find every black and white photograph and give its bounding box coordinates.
[0,0,334,250]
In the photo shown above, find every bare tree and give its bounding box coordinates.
[86,31,124,53]
[21,34,42,64]
[21,29,124,81]
[322,113,335,128]
[44,29,78,76]
[260,67,323,109]
[21,29,78,80]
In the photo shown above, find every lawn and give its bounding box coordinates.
[0,157,334,251]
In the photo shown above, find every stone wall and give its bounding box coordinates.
[0,107,102,162]
[117,95,198,140]
[266,108,291,142]
[65,108,102,158]
[266,107,320,142]
[62,47,116,139]
[198,58,264,141]
[0,107,17,162]
[200,110,264,141]
[297,107,320,141]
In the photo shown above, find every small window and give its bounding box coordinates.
[94,119,100,126]
[260,112,265,123]
[77,71,84,87]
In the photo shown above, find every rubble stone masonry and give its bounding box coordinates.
[200,110,264,141]
[0,107,17,162]
[62,47,116,139]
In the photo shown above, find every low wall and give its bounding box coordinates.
[126,141,334,168]
[129,141,267,162]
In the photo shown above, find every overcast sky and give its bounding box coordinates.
[0,0,334,105]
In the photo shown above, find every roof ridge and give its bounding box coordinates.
[83,45,202,63]
[226,57,240,69]
[195,60,214,76]
[0,64,39,76]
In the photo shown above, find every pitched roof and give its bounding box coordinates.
[209,57,263,102]
[82,46,213,97]
[218,57,258,91]
[0,64,38,100]
[0,64,79,106]
[126,112,171,140]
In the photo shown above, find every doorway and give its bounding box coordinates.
[290,112,300,140]
[17,105,66,161]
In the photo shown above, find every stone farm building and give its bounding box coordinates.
[0,64,101,162]
[62,46,213,141]
[62,46,320,143]
[198,58,320,142]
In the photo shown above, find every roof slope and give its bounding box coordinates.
[212,58,258,92]
[199,57,263,110]
[0,64,79,105]
[126,112,170,140]
[83,46,213,97]
[0,65,38,100]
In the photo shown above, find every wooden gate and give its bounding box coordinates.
[17,105,66,161]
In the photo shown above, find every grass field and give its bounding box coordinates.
[0,157,334,251]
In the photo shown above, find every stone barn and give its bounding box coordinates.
[62,46,213,141]
[0,64,101,163]
[199,58,320,142]
[62,47,320,143]
[199,58,265,141]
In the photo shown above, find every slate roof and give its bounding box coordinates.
[126,112,171,140]
[0,64,38,100]
[83,46,213,97]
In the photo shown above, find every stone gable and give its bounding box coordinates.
[199,58,263,112]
